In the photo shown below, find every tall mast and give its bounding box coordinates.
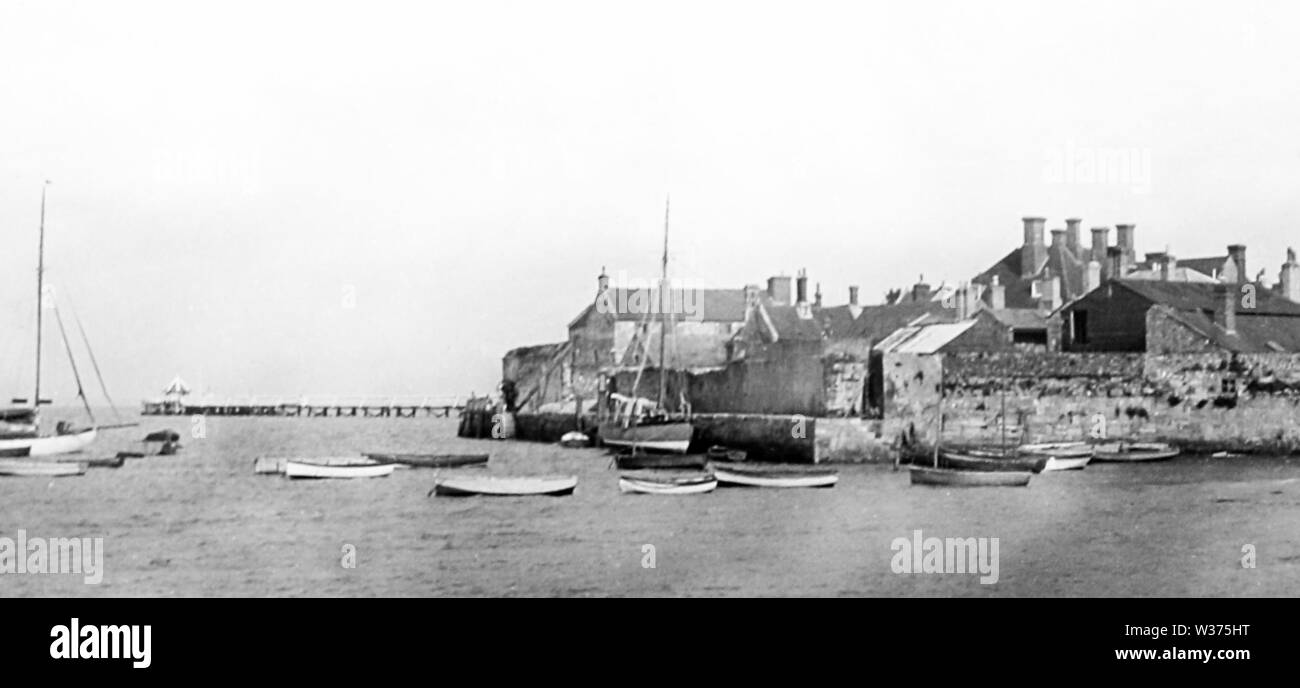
[34,180,49,412]
[658,195,669,409]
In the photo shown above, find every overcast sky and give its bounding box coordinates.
[2,0,1298,404]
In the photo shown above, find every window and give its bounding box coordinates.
[1030,281,1042,298]
[1071,310,1089,344]
[1221,378,1237,394]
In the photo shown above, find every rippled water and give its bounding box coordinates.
[2,412,1298,597]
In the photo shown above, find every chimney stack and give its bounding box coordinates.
[814,282,822,308]
[1227,244,1248,284]
[744,284,761,308]
[767,275,792,305]
[1050,228,1066,249]
[1037,268,1061,312]
[1065,218,1082,254]
[1083,260,1101,293]
[1281,249,1300,303]
[1106,246,1124,281]
[597,266,609,294]
[1115,224,1136,272]
[1218,283,1237,334]
[795,269,812,319]
[1021,217,1047,278]
[848,285,859,306]
[911,274,932,302]
[989,275,1005,310]
[1090,227,1111,265]
[1161,254,1177,281]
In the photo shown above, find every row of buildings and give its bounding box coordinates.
[503,216,1300,425]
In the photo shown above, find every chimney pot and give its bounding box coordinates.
[848,285,859,306]
[1090,227,1111,265]
[795,269,808,304]
[1218,283,1237,334]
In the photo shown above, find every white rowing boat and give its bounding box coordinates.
[283,459,394,479]
[1042,455,1092,471]
[0,459,88,477]
[430,475,578,497]
[254,455,385,475]
[619,473,717,495]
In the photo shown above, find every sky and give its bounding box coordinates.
[2,0,1299,405]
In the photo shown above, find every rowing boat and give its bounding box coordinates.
[429,475,578,497]
[619,472,717,495]
[938,449,1047,473]
[1091,442,1180,462]
[559,431,590,448]
[710,463,838,488]
[1041,455,1092,471]
[614,452,708,470]
[908,465,1032,487]
[1018,442,1093,458]
[0,459,88,477]
[364,452,489,468]
[284,460,394,479]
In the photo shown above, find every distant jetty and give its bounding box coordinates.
[141,395,466,418]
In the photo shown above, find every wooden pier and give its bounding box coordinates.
[141,395,467,418]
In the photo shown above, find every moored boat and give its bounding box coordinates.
[599,418,693,454]
[908,465,1032,487]
[284,460,394,479]
[619,472,717,495]
[0,459,88,477]
[255,455,382,475]
[1041,455,1092,471]
[1018,441,1093,458]
[1091,442,1180,462]
[706,445,747,462]
[558,431,591,448]
[710,462,838,489]
[429,475,578,497]
[614,451,708,470]
[364,452,489,468]
[938,449,1047,473]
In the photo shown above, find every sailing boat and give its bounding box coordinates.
[597,198,695,454]
[0,183,98,457]
[909,362,1032,486]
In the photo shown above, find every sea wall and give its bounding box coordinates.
[889,350,1300,454]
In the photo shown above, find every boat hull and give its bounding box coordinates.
[1018,442,1094,458]
[938,450,1047,473]
[710,463,838,488]
[1091,443,1180,462]
[0,428,97,457]
[1042,455,1092,471]
[619,475,717,495]
[364,453,489,468]
[431,476,578,497]
[598,420,693,453]
[283,460,394,479]
[614,453,708,469]
[909,465,1032,487]
[0,459,88,477]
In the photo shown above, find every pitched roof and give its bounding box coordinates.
[1176,256,1229,279]
[1115,280,1300,316]
[1159,307,1300,353]
[875,320,978,354]
[972,243,1088,309]
[983,308,1047,331]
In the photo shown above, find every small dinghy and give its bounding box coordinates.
[284,459,394,479]
[619,472,717,495]
[143,429,181,443]
[0,459,88,477]
[364,452,488,468]
[255,455,382,475]
[1018,442,1093,458]
[1091,442,1180,462]
[1041,455,1092,471]
[614,452,708,470]
[909,465,1031,487]
[710,462,838,488]
[429,475,578,497]
[558,431,591,448]
[938,449,1047,473]
[69,455,125,468]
